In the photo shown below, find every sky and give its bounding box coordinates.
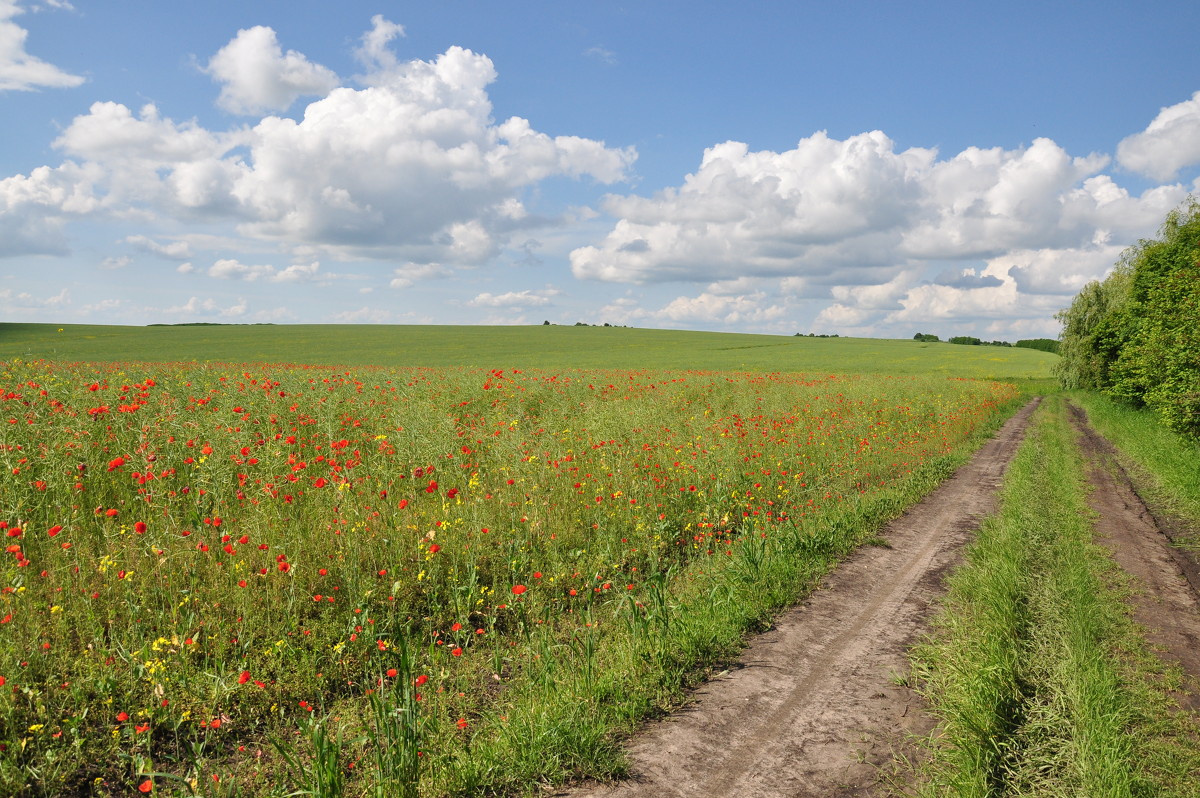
[3,1,1200,340]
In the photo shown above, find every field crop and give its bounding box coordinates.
[0,357,1020,795]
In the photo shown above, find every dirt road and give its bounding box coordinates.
[1070,404,1200,710]
[560,400,1042,798]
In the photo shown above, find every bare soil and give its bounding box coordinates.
[556,400,1200,797]
[557,400,1040,798]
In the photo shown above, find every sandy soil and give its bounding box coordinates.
[557,400,1042,798]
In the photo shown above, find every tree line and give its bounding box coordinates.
[1056,199,1200,439]
[912,332,1060,353]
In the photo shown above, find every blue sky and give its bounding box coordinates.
[3,1,1200,339]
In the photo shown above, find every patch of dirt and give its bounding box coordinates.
[555,400,1041,798]
[1069,403,1200,710]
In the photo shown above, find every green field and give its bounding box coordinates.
[3,323,1198,796]
[1,326,1038,796]
[0,323,1057,380]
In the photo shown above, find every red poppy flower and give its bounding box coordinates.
[386,668,398,678]
[451,647,463,657]
[238,671,250,684]
[138,780,153,793]
[116,711,129,722]
[511,585,527,595]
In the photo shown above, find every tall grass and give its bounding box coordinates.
[1070,392,1200,532]
[0,358,1023,796]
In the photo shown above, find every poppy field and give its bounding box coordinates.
[0,356,1022,796]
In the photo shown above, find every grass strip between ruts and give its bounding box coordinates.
[910,395,1200,797]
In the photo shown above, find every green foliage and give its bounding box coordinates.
[948,336,982,346]
[1056,199,1200,437]
[913,333,941,342]
[1015,338,1060,355]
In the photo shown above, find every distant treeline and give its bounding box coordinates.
[912,333,1060,353]
[1056,199,1200,438]
[148,322,277,327]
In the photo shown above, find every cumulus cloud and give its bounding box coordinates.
[51,101,248,213]
[0,161,99,255]
[0,284,69,311]
[0,0,83,91]
[657,291,788,325]
[1,18,635,267]
[205,25,339,115]
[206,258,321,283]
[355,15,405,74]
[468,288,560,308]
[331,305,394,323]
[571,106,1200,337]
[164,295,247,318]
[899,138,1109,259]
[1117,91,1200,181]
[572,131,931,284]
[124,234,192,259]
[389,262,451,289]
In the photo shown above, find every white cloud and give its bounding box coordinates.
[205,25,339,115]
[0,0,83,91]
[1,18,635,267]
[331,305,394,323]
[468,288,560,308]
[100,254,130,269]
[899,138,1109,259]
[0,284,69,310]
[1117,91,1200,181]
[389,262,451,289]
[651,291,789,326]
[206,258,321,283]
[355,15,405,74]
[572,131,931,284]
[124,234,192,259]
[164,295,247,318]
[52,101,248,213]
[0,161,99,255]
[584,46,616,65]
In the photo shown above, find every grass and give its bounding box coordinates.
[1070,392,1200,544]
[0,323,1058,380]
[910,396,1200,796]
[0,355,1026,796]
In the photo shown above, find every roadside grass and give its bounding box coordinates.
[0,322,1058,380]
[910,396,1200,797]
[1070,392,1200,552]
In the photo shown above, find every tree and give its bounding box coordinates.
[1056,199,1200,437]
